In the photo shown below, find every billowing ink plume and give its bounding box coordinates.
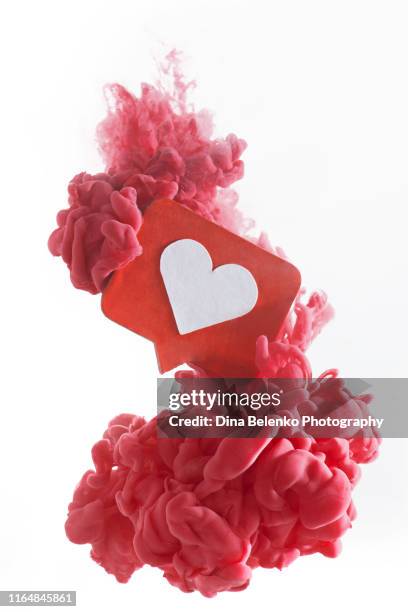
[65,332,379,597]
[52,52,380,595]
[49,51,247,293]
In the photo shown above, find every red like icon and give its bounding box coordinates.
[102,199,301,376]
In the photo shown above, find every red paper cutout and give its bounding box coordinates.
[101,199,301,376]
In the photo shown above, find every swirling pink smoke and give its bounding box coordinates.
[50,52,380,595]
[49,51,247,294]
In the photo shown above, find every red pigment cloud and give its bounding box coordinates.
[50,52,380,596]
[49,51,247,294]
[65,335,379,597]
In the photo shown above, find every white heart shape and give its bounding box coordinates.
[160,239,258,335]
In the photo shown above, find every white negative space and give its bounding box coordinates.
[160,239,259,335]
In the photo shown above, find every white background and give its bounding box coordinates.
[0,1,407,610]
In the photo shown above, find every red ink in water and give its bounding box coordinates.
[49,52,380,596]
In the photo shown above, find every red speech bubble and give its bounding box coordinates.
[101,200,301,376]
